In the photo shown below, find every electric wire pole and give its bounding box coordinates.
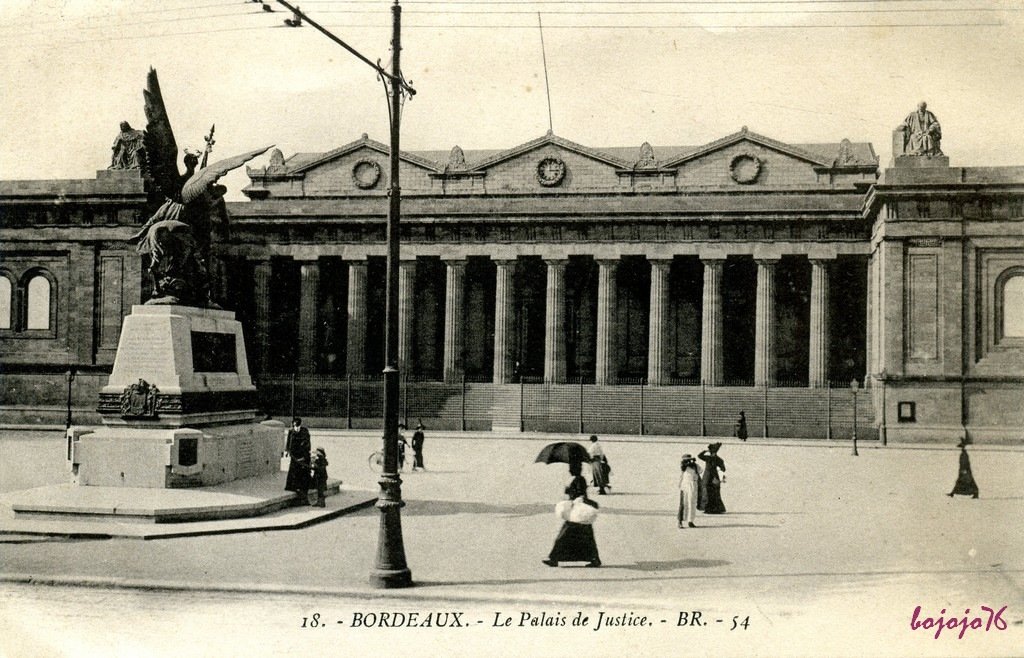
[275,0,413,589]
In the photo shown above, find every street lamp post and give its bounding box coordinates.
[65,367,75,431]
[274,0,414,588]
[850,378,859,456]
[372,0,413,589]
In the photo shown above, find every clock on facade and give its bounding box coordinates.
[536,157,566,187]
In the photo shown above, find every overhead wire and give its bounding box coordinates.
[298,0,1011,4]
[0,0,1015,45]
[0,1,247,30]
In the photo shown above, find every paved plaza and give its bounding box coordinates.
[1,429,1022,657]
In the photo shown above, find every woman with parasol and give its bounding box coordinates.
[543,460,602,568]
[536,442,601,568]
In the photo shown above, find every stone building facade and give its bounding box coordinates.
[2,120,1022,442]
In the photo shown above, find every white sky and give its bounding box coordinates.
[1,0,1023,199]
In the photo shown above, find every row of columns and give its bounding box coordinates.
[254,255,833,386]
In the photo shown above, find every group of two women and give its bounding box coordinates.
[678,443,726,528]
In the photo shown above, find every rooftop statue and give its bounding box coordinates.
[109,121,146,170]
[126,69,271,307]
[897,101,943,156]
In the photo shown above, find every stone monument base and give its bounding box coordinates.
[73,304,282,489]
[69,420,284,488]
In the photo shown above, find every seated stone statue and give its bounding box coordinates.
[109,121,146,170]
[899,102,943,156]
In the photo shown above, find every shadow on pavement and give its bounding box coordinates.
[718,510,805,516]
[0,535,109,544]
[397,470,469,475]
[413,560,732,588]
[618,558,731,571]
[684,523,780,529]
[595,492,664,497]
[402,500,551,518]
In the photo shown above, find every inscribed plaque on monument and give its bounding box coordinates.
[117,328,174,374]
[190,331,238,373]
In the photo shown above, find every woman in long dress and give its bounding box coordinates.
[678,453,703,528]
[543,461,602,568]
[698,442,726,514]
[588,435,609,495]
[947,439,979,498]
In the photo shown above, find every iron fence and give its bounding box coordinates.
[253,374,877,439]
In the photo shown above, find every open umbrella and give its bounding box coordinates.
[535,441,589,465]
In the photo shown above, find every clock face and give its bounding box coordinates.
[536,157,566,186]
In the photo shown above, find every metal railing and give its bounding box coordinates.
[253,374,877,439]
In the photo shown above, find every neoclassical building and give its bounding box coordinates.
[2,115,1023,442]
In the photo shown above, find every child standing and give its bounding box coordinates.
[310,447,329,507]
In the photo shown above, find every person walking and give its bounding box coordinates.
[411,421,426,471]
[735,411,748,442]
[947,438,979,498]
[543,461,602,568]
[587,435,609,495]
[284,417,312,505]
[678,453,702,528]
[396,424,408,471]
[698,442,727,514]
[310,447,329,507]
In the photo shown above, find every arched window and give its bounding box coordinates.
[1003,275,1024,339]
[26,274,51,330]
[0,276,11,329]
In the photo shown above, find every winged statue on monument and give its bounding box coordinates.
[126,68,271,308]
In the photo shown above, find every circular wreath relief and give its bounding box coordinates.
[536,157,566,187]
[729,154,762,184]
[352,159,382,189]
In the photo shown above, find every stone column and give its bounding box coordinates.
[809,258,831,388]
[647,258,671,386]
[543,259,567,384]
[754,259,778,387]
[253,258,272,375]
[398,259,415,373]
[492,259,516,384]
[443,259,465,383]
[595,259,618,385]
[346,260,367,377]
[700,257,725,386]
[297,259,320,374]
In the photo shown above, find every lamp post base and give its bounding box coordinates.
[369,568,413,589]
[370,473,413,589]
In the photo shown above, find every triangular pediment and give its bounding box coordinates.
[663,127,830,168]
[466,132,631,172]
[288,135,441,174]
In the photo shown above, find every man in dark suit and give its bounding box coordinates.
[411,421,426,471]
[284,417,312,504]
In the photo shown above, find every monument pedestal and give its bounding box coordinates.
[69,305,282,488]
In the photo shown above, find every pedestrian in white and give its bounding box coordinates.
[678,453,701,528]
[588,435,609,495]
